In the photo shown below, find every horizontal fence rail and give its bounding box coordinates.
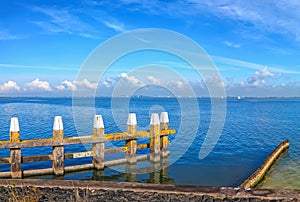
[0,112,176,178]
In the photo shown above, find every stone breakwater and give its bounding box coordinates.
[0,179,299,202]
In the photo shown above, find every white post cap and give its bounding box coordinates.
[53,116,63,130]
[160,112,169,123]
[127,113,137,126]
[150,113,160,125]
[94,115,104,129]
[10,117,20,132]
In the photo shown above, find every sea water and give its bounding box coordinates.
[0,97,299,188]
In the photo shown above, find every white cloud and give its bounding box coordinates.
[212,56,300,75]
[195,66,290,92]
[74,79,98,89]
[56,80,77,91]
[0,81,20,93]
[147,76,160,84]
[103,20,126,32]
[223,41,240,48]
[100,74,149,89]
[0,30,22,40]
[239,82,245,87]
[213,56,264,71]
[101,76,118,88]
[204,1,300,41]
[24,78,52,91]
[56,79,98,91]
[176,81,184,88]
[102,81,111,88]
[167,80,188,89]
[31,6,99,38]
[203,73,227,88]
[55,85,65,91]
[207,1,300,41]
[119,73,145,87]
[247,66,274,87]
[117,1,300,41]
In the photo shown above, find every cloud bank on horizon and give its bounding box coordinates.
[0,0,300,97]
[0,66,298,97]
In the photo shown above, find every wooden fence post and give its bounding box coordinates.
[93,115,105,170]
[126,113,137,164]
[52,116,64,176]
[160,112,169,158]
[10,117,22,178]
[150,113,160,163]
[150,162,161,183]
[160,160,170,184]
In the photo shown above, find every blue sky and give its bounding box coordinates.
[1,0,300,97]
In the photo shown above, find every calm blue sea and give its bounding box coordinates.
[0,97,299,188]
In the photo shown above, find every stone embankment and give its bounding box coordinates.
[0,179,299,202]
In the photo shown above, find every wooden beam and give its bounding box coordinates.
[0,157,10,164]
[0,154,150,178]
[0,171,11,178]
[22,155,52,163]
[64,164,94,173]
[23,168,53,177]
[0,144,150,165]
[0,129,176,149]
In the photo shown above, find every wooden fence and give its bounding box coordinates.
[0,112,176,178]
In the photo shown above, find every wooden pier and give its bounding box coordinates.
[0,112,176,178]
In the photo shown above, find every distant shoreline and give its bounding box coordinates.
[1,96,300,99]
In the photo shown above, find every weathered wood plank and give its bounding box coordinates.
[0,154,150,178]
[0,171,11,178]
[22,155,52,163]
[52,116,64,176]
[150,162,161,183]
[105,154,149,167]
[126,113,137,164]
[92,115,105,170]
[160,112,169,158]
[23,168,53,177]
[10,117,22,178]
[0,144,150,165]
[0,129,176,149]
[10,149,21,178]
[64,164,94,173]
[105,147,126,154]
[0,158,10,164]
[150,114,160,163]
[126,163,137,182]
